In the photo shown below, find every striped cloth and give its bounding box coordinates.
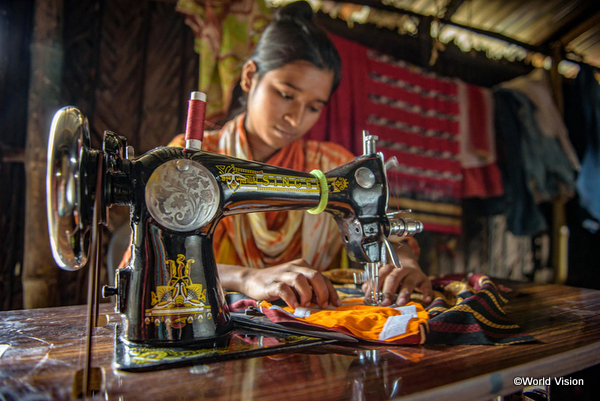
[423,273,534,345]
[364,51,463,234]
[316,35,505,235]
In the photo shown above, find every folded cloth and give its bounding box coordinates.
[424,274,534,345]
[255,300,429,344]
[230,274,534,346]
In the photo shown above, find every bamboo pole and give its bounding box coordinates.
[23,0,64,308]
[549,42,569,285]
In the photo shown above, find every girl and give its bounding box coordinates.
[170,1,432,309]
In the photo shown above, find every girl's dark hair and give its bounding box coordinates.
[249,1,341,94]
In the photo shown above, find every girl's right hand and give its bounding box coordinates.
[240,259,341,309]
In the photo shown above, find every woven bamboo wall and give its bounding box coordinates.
[55,0,198,307]
[1,0,198,310]
[62,0,198,153]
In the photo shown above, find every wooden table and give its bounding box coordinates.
[1,280,600,400]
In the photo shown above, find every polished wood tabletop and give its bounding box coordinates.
[1,280,600,400]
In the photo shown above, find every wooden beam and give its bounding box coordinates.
[332,0,548,54]
[23,0,63,308]
[537,7,600,47]
[330,0,600,70]
[418,15,432,67]
[560,10,600,46]
[442,0,466,19]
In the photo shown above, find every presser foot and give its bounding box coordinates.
[355,262,384,306]
[364,291,384,306]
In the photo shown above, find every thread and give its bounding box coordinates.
[184,91,207,151]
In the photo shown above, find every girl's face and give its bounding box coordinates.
[242,60,334,162]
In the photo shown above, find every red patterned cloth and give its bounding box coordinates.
[364,52,463,234]
[458,82,504,199]
[308,35,505,234]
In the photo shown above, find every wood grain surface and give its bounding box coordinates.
[1,280,600,400]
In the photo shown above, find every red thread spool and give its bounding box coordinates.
[184,91,207,151]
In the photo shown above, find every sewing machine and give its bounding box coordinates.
[46,92,421,375]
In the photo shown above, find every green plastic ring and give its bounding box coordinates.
[307,169,328,214]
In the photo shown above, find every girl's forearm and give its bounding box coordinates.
[217,264,252,293]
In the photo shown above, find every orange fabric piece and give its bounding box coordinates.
[258,300,429,343]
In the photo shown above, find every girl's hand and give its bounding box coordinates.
[361,243,433,307]
[221,259,341,309]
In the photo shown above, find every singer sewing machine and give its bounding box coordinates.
[46,92,422,375]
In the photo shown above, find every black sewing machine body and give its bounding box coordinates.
[47,106,422,350]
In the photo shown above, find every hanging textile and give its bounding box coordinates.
[493,88,576,236]
[176,0,271,121]
[305,34,368,156]
[364,51,463,235]
[563,65,600,222]
[493,89,548,236]
[502,68,580,172]
[487,215,535,281]
[457,82,504,199]
[310,35,503,235]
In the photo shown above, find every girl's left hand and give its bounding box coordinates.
[362,262,433,306]
[361,243,432,306]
